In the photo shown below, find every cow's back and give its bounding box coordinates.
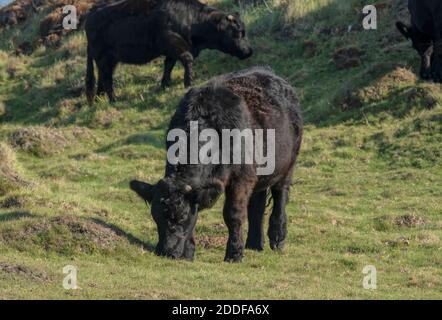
[223,67,303,184]
[409,0,441,34]
[169,67,303,186]
[85,0,161,36]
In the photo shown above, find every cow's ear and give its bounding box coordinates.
[209,12,229,31]
[396,21,411,39]
[209,11,225,25]
[190,179,224,209]
[130,180,155,204]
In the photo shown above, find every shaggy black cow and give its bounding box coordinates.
[396,0,442,82]
[130,67,303,262]
[85,0,253,104]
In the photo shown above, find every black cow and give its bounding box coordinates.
[130,67,303,262]
[396,0,442,82]
[85,0,253,104]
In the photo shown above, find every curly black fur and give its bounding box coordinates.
[130,66,303,262]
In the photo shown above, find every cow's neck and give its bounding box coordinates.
[190,11,221,49]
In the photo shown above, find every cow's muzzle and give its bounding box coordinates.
[239,48,253,60]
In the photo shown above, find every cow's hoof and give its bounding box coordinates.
[420,70,432,80]
[269,239,285,251]
[245,239,264,251]
[432,76,442,83]
[224,247,243,262]
[431,66,442,83]
[182,242,196,261]
[160,81,171,90]
[224,255,243,263]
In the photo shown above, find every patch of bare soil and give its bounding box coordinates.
[0,142,29,196]
[9,126,96,157]
[302,40,317,58]
[70,126,96,141]
[382,66,418,83]
[407,86,439,110]
[51,216,123,246]
[3,216,127,253]
[1,0,119,53]
[0,0,42,28]
[385,236,411,247]
[9,126,69,156]
[334,65,417,111]
[394,215,427,228]
[92,108,122,128]
[333,47,365,70]
[0,262,50,281]
[196,235,227,249]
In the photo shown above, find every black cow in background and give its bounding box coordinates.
[396,0,442,82]
[130,66,303,262]
[85,0,253,104]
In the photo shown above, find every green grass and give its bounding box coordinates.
[0,0,441,299]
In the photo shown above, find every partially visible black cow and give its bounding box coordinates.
[130,67,303,262]
[396,0,442,82]
[85,0,253,104]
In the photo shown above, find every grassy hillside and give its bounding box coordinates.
[0,0,441,299]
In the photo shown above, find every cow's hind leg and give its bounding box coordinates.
[161,57,177,88]
[268,183,290,251]
[96,77,105,97]
[96,56,117,103]
[245,191,267,251]
[431,15,442,82]
[160,31,194,88]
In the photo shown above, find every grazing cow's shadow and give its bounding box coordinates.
[89,218,156,252]
[95,132,164,153]
[95,124,166,153]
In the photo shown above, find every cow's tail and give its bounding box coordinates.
[86,44,95,105]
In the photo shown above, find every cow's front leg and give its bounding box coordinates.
[431,21,442,83]
[420,45,433,80]
[182,232,196,261]
[245,191,267,251]
[223,183,254,262]
[432,43,442,82]
[161,57,176,88]
[179,52,194,88]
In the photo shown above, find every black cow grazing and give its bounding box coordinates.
[85,0,253,104]
[396,0,442,82]
[130,67,303,262]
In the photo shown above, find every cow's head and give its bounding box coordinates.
[209,12,253,60]
[130,178,224,260]
[396,22,430,54]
